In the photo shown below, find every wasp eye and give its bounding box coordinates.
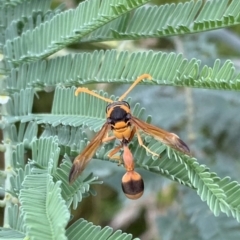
[105,104,110,113]
[126,113,131,120]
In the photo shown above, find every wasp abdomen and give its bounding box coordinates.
[122,171,144,200]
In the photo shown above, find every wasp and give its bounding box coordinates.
[69,74,190,199]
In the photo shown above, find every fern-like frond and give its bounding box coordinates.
[179,155,240,221]
[0,227,25,239]
[5,88,34,123]
[6,50,240,92]
[16,136,70,239]
[41,124,88,156]
[0,0,36,7]
[174,59,240,90]
[0,0,23,7]
[3,0,151,64]
[82,0,240,42]
[53,156,102,209]
[31,136,60,171]
[12,143,25,169]
[11,136,101,210]
[66,218,140,240]
[5,122,37,148]
[0,0,51,48]
[213,176,240,221]
[8,137,60,195]
[6,50,198,89]
[0,0,51,27]
[2,204,26,237]
[3,3,65,46]
[9,164,31,197]
[19,170,70,240]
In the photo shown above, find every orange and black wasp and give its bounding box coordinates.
[69,74,190,199]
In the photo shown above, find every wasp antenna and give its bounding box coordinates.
[75,87,113,103]
[122,171,144,200]
[119,74,152,101]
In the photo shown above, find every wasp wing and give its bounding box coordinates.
[131,116,190,155]
[69,122,109,184]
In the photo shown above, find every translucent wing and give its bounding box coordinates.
[69,122,109,184]
[131,116,190,155]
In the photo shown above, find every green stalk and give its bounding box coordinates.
[0,76,13,227]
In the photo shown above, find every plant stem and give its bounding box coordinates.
[0,76,13,227]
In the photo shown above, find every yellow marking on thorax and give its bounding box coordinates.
[113,122,132,140]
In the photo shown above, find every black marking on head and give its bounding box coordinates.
[108,107,131,124]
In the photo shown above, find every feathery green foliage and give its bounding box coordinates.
[82,0,240,42]
[5,51,240,92]
[66,218,140,240]
[1,0,240,239]
[19,172,69,239]
[3,0,151,64]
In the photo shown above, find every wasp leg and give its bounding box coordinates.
[107,145,123,165]
[102,135,123,165]
[135,129,160,157]
[128,126,136,142]
[102,135,116,143]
